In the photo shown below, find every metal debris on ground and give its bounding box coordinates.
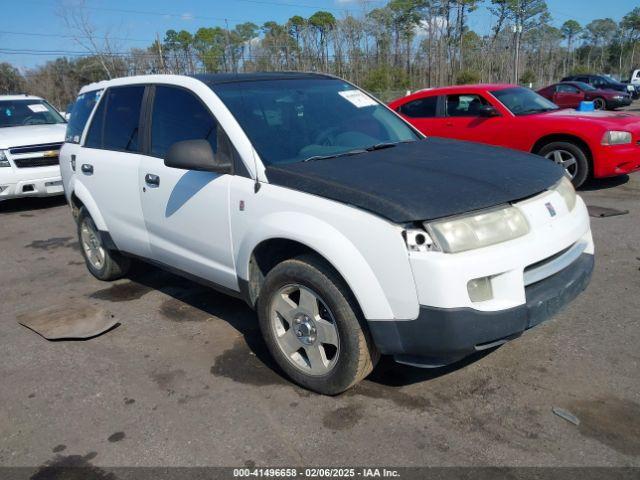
[552,407,580,426]
[587,206,629,218]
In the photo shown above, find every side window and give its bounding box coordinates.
[66,90,103,143]
[398,96,439,118]
[84,86,145,152]
[557,84,579,94]
[446,94,488,117]
[151,86,224,159]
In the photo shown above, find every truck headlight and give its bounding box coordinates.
[424,206,529,253]
[602,130,632,145]
[552,176,576,212]
[0,150,9,167]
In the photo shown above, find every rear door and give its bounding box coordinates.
[395,95,445,136]
[77,85,150,257]
[138,85,236,290]
[60,89,103,195]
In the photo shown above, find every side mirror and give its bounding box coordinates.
[478,105,500,117]
[164,139,231,174]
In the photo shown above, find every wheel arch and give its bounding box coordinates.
[69,180,109,231]
[531,133,594,175]
[236,214,396,321]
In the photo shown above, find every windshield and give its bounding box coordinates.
[573,81,596,91]
[0,99,66,128]
[491,87,559,115]
[213,78,420,165]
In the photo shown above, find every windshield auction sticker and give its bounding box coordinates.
[27,104,48,113]
[338,90,378,108]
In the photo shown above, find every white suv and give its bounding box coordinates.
[0,95,67,201]
[60,74,594,394]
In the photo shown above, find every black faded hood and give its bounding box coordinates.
[265,137,564,223]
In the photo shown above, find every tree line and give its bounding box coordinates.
[2,0,640,108]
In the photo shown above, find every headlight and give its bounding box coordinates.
[0,150,10,168]
[602,130,632,145]
[424,206,529,253]
[613,95,624,100]
[552,176,576,212]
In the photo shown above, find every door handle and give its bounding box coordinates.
[70,154,76,171]
[81,163,93,175]
[145,173,160,187]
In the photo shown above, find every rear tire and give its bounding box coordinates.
[537,141,589,188]
[257,254,379,395]
[77,207,130,281]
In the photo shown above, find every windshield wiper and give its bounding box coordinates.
[302,148,367,162]
[301,140,417,162]
[366,140,416,151]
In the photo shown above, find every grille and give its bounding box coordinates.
[9,142,63,155]
[14,156,59,168]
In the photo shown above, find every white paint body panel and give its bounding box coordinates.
[60,74,594,324]
[139,156,237,290]
[409,192,593,312]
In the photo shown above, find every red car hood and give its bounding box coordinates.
[536,109,640,129]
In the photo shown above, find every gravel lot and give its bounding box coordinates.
[0,169,639,471]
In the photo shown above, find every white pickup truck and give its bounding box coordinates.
[0,95,67,201]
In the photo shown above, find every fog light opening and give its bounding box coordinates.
[467,276,493,303]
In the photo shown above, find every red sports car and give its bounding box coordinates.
[537,81,632,110]
[389,84,640,187]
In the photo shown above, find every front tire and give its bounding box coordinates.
[257,254,379,395]
[77,207,130,281]
[538,141,589,188]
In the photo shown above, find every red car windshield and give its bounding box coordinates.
[491,87,559,116]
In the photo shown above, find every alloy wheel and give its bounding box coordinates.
[545,149,578,180]
[269,284,340,376]
[80,219,105,270]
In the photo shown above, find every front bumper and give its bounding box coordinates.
[0,173,64,200]
[593,143,640,178]
[607,97,632,108]
[368,253,594,367]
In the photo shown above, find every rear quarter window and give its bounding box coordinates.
[66,90,103,144]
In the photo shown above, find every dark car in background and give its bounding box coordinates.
[537,81,631,110]
[562,74,638,99]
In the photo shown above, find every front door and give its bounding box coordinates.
[138,85,237,290]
